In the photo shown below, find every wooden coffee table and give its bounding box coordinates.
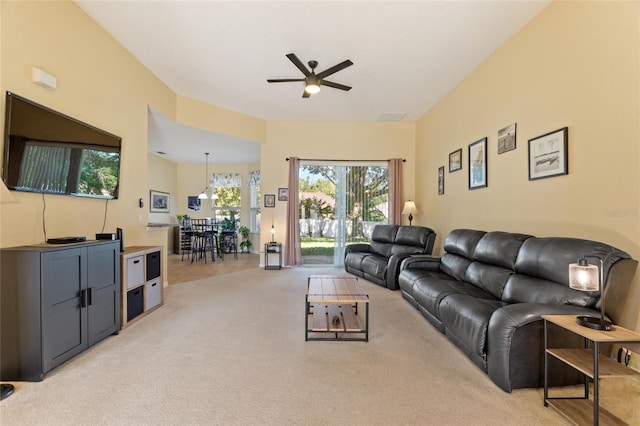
[305,275,369,342]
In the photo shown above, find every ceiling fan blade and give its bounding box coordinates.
[302,91,311,99]
[267,78,305,83]
[286,53,311,77]
[320,80,352,91]
[316,59,353,79]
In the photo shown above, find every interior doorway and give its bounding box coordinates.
[299,161,389,266]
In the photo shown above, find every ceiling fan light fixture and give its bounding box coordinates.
[305,82,320,94]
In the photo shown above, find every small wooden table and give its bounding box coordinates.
[543,315,640,425]
[305,275,369,342]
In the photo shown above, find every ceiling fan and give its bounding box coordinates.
[267,53,353,98]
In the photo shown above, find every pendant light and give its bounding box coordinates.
[198,152,210,199]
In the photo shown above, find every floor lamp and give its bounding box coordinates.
[0,180,18,400]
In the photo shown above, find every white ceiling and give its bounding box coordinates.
[76,0,550,164]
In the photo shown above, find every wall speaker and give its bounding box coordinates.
[32,68,57,90]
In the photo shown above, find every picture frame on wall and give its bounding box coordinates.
[264,194,276,208]
[449,148,462,172]
[187,196,201,212]
[150,190,170,213]
[468,138,487,190]
[528,127,568,181]
[278,187,289,201]
[438,166,445,195]
[497,123,517,154]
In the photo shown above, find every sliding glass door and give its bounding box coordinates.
[299,161,388,266]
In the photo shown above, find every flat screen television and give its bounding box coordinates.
[2,91,121,199]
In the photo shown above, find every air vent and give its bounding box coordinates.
[378,113,406,122]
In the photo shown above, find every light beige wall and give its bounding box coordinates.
[176,96,266,143]
[146,153,178,280]
[263,121,416,258]
[415,1,640,337]
[0,1,175,249]
[148,153,178,224]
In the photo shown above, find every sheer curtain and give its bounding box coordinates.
[285,157,302,266]
[388,158,403,225]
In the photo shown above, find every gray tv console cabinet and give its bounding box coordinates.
[0,240,120,382]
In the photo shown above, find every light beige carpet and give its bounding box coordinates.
[0,266,570,425]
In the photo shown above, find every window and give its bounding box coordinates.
[211,173,241,228]
[249,170,261,233]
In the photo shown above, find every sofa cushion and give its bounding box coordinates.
[443,229,486,258]
[465,262,513,299]
[440,253,472,282]
[515,237,630,286]
[392,227,433,251]
[398,266,443,297]
[412,275,495,321]
[361,255,388,280]
[501,274,596,306]
[369,224,398,257]
[344,251,369,271]
[473,232,532,270]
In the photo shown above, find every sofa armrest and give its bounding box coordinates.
[344,243,371,257]
[399,255,441,272]
[386,253,415,290]
[487,303,601,392]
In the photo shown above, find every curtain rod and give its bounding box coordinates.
[286,158,406,162]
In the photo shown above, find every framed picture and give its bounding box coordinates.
[468,137,487,190]
[449,148,462,172]
[498,123,517,154]
[264,194,276,208]
[150,190,170,213]
[528,127,568,181]
[187,195,201,212]
[438,166,445,195]
[278,187,289,201]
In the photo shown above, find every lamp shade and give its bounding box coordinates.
[198,191,208,200]
[0,180,18,204]
[402,201,418,215]
[569,259,599,291]
[305,82,320,94]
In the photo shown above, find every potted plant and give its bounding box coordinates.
[238,225,252,253]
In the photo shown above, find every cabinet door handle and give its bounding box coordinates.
[133,260,140,264]
[87,287,93,306]
[81,289,88,308]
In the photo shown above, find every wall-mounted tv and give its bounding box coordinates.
[2,92,121,199]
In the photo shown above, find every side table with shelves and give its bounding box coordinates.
[120,246,164,328]
[542,314,640,425]
[264,242,282,270]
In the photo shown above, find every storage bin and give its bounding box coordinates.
[126,255,144,289]
[145,278,162,310]
[146,251,161,281]
[127,288,144,321]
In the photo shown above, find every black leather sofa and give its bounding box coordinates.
[398,229,637,392]
[344,224,436,290]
